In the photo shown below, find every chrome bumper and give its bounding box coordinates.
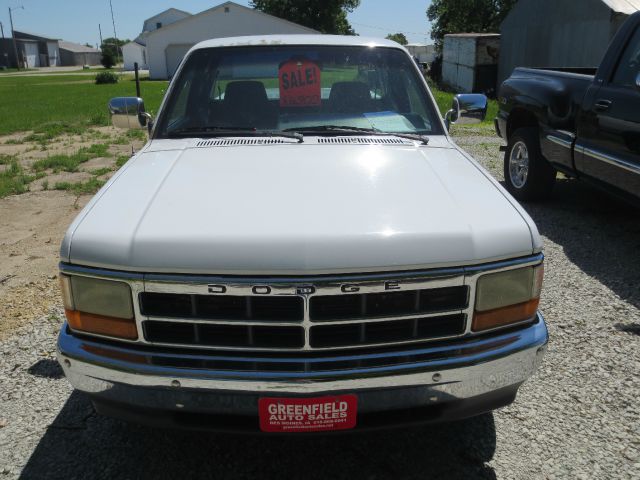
[57,314,547,422]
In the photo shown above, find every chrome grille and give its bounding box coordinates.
[139,274,470,352]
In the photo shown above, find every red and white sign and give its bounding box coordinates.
[259,395,357,433]
[278,58,322,108]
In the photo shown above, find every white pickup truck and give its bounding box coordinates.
[57,35,547,433]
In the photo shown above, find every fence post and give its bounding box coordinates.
[134,62,141,98]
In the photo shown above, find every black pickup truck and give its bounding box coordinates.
[495,11,640,206]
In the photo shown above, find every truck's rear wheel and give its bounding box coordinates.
[504,128,556,201]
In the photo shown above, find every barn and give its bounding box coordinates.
[498,0,640,85]
[145,1,318,79]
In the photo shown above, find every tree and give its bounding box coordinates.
[250,0,360,35]
[385,33,408,45]
[100,37,129,60]
[427,0,517,51]
[101,51,116,69]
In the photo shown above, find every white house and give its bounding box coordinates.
[123,39,148,70]
[123,8,192,71]
[145,1,318,79]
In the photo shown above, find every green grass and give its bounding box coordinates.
[0,154,16,165]
[115,155,130,168]
[32,143,111,172]
[23,121,87,144]
[54,177,105,195]
[0,75,168,136]
[0,161,36,198]
[90,167,112,176]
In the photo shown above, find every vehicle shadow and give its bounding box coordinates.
[520,176,640,315]
[20,391,497,480]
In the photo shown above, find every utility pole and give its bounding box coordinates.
[108,0,119,60]
[0,21,5,39]
[9,6,24,70]
[98,23,103,49]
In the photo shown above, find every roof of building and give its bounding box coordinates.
[144,7,192,24]
[123,39,146,49]
[191,34,402,52]
[146,1,318,38]
[58,41,100,53]
[13,30,58,41]
[601,0,640,14]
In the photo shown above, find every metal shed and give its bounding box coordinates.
[442,33,500,94]
[498,0,640,86]
[58,41,101,66]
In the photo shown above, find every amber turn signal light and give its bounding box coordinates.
[64,309,138,340]
[471,298,539,332]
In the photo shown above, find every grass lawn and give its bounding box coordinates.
[0,74,168,136]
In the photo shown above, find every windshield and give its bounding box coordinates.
[155,45,444,138]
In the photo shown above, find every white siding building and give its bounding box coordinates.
[405,43,436,64]
[123,40,148,70]
[442,33,500,94]
[123,8,192,71]
[145,1,318,79]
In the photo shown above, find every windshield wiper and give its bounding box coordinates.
[283,125,428,145]
[167,126,303,143]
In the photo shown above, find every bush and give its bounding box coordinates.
[101,51,116,69]
[95,71,119,85]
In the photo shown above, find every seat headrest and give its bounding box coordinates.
[327,81,373,113]
[224,81,269,106]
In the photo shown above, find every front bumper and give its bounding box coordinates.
[57,314,548,432]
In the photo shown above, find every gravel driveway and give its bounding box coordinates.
[1,128,638,479]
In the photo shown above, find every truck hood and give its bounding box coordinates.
[61,138,539,274]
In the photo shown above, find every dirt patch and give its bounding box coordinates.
[0,189,90,339]
[79,156,115,172]
[0,126,146,338]
[0,127,144,339]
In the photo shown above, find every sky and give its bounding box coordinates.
[0,0,433,47]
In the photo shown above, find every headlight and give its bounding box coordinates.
[60,274,138,340]
[472,264,543,332]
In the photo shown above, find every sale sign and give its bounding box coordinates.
[259,395,357,432]
[278,58,322,107]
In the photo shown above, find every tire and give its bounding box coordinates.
[504,127,556,201]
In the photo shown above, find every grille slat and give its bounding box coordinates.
[317,137,412,145]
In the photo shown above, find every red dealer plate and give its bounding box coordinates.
[259,395,358,433]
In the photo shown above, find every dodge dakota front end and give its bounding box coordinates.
[57,35,548,433]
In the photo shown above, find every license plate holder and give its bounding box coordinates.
[258,394,357,433]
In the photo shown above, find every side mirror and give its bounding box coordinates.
[445,94,488,130]
[635,71,640,90]
[108,97,153,131]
